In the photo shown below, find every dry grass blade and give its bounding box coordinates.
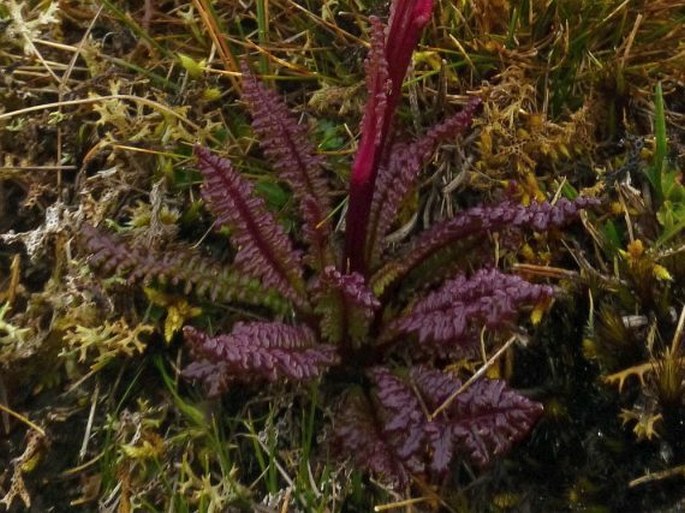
[0,95,202,133]
[192,0,240,91]
[0,403,46,437]
[430,335,519,420]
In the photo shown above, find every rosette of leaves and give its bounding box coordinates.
[84,0,596,490]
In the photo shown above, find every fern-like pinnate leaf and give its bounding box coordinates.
[372,197,598,295]
[371,368,429,474]
[240,64,334,270]
[408,367,543,469]
[386,268,553,354]
[332,390,411,488]
[333,366,542,488]
[195,146,307,308]
[312,266,380,345]
[83,224,287,311]
[366,97,481,268]
[362,17,391,150]
[183,323,339,395]
[436,375,544,467]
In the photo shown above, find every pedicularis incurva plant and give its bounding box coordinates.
[85,0,596,489]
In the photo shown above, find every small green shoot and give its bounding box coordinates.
[647,82,667,204]
[647,83,685,246]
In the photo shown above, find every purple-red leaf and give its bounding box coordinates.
[345,16,391,274]
[371,368,426,473]
[409,366,460,474]
[445,378,544,467]
[366,97,481,268]
[182,359,231,397]
[332,391,411,488]
[373,197,598,294]
[183,323,339,395]
[240,64,333,270]
[195,146,307,307]
[386,268,553,355]
[361,17,390,150]
[312,266,380,345]
[333,366,542,488]
[410,367,543,470]
[82,224,287,311]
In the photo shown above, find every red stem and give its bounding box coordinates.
[344,0,433,275]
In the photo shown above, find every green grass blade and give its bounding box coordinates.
[256,0,271,76]
[648,81,667,203]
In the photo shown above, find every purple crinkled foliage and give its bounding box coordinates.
[240,64,333,270]
[386,268,554,354]
[195,146,307,307]
[372,196,598,291]
[317,266,381,311]
[333,366,543,488]
[182,323,339,396]
[365,97,481,268]
[311,266,380,345]
[332,391,411,488]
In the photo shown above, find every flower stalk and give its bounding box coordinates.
[344,0,434,275]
